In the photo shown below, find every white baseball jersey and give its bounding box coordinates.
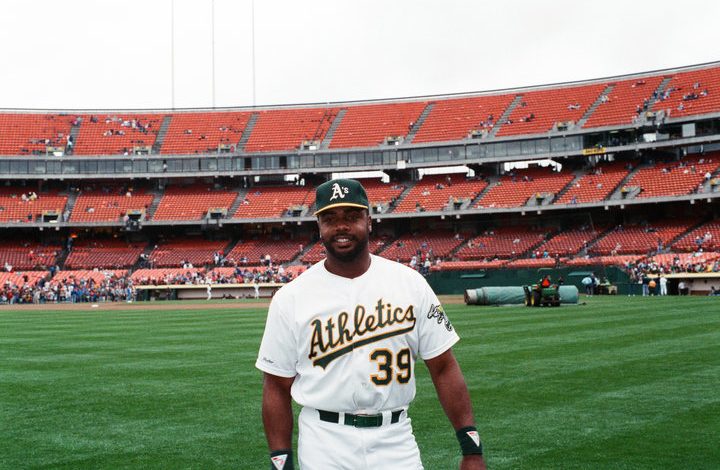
[256,254,459,413]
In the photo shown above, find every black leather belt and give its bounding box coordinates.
[318,409,403,428]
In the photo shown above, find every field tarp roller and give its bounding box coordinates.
[464,285,579,305]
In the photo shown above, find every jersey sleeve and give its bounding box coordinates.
[415,274,460,361]
[255,291,298,378]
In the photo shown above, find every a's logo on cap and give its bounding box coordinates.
[330,183,349,201]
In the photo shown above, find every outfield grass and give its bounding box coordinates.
[1,296,719,469]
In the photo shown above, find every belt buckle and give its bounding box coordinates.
[345,413,382,428]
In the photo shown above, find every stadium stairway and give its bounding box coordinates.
[237,112,259,152]
[152,116,173,154]
[68,121,81,155]
[699,167,720,193]
[404,103,435,144]
[290,242,316,265]
[311,108,337,145]
[577,85,615,128]
[226,188,249,219]
[609,164,643,200]
[386,182,416,213]
[145,190,164,219]
[487,94,525,138]
[320,109,347,149]
[648,76,674,110]
[553,171,585,203]
[64,189,79,221]
[665,220,706,252]
[468,178,495,207]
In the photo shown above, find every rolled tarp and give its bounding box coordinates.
[464,285,579,305]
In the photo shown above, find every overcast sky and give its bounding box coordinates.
[1,0,718,110]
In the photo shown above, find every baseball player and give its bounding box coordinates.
[257,178,486,469]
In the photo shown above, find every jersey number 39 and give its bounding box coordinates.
[369,348,412,386]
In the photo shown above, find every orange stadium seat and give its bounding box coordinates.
[583,76,664,128]
[590,221,693,255]
[624,155,719,199]
[244,107,339,152]
[0,113,76,155]
[413,94,515,143]
[496,83,606,136]
[0,187,67,223]
[393,174,486,213]
[672,221,720,252]
[651,66,720,118]
[65,240,146,269]
[555,162,630,205]
[0,242,61,270]
[379,231,464,263]
[476,168,574,208]
[234,185,314,219]
[160,111,253,154]
[455,227,546,260]
[225,237,309,266]
[72,114,165,155]
[153,184,238,221]
[329,102,427,149]
[148,239,230,268]
[71,187,153,222]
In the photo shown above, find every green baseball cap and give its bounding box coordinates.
[314,178,370,216]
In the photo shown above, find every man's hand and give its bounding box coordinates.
[460,454,486,470]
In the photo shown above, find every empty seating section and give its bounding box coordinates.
[672,221,720,251]
[49,270,128,286]
[0,113,75,155]
[160,112,253,154]
[65,241,145,269]
[131,268,204,284]
[244,107,338,152]
[456,228,545,260]
[149,239,229,267]
[534,228,599,256]
[583,76,664,128]
[625,155,718,198]
[556,162,629,204]
[330,102,427,149]
[379,231,463,262]
[394,174,486,213]
[0,188,67,223]
[153,184,238,220]
[226,238,308,265]
[496,83,606,136]
[590,222,692,255]
[71,188,153,222]
[476,168,574,208]
[234,185,314,218]
[651,66,720,118]
[300,241,326,264]
[412,95,515,143]
[0,271,49,287]
[73,114,165,155]
[360,179,406,208]
[0,243,60,269]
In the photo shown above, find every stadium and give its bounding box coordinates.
[2,7,720,467]
[2,62,720,300]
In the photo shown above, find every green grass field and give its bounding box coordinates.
[1,296,719,469]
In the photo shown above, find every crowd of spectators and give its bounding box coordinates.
[1,271,134,304]
[1,262,299,304]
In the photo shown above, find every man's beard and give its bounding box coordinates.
[322,232,369,262]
